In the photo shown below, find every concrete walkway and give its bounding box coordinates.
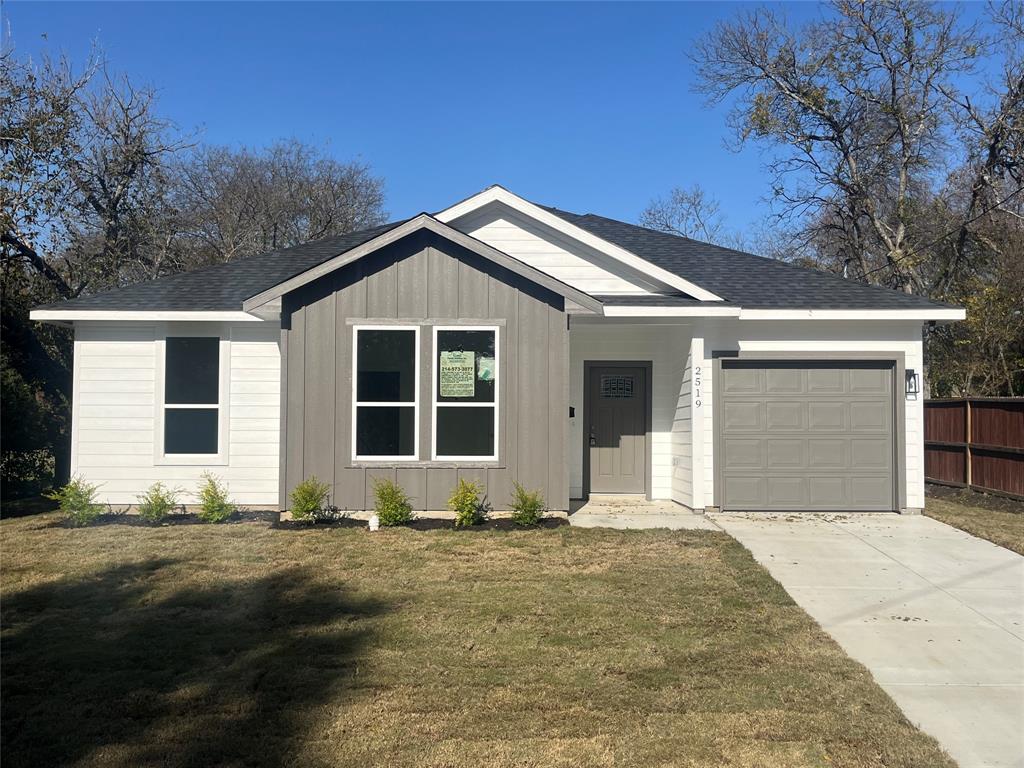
[568,497,718,530]
[715,512,1024,768]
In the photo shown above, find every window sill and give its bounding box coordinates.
[349,460,504,470]
[155,454,229,467]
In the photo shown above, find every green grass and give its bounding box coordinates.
[925,494,1024,555]
[0,513,954,768]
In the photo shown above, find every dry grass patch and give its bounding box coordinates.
[925,492,1024,555]
[1,513,953,767]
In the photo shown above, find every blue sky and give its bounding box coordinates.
[3,2,990,236]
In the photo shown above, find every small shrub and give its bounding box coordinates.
[290,476,331,522]
[510,482,546,526]
[197,472,236,523]
[45,476,103,527]
[137,482,180,522]
[449,478,485,527]
[311,504,347,524]
[373,477,413,526]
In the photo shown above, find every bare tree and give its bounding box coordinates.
[640,184,725,241]
[693,0,980,293]
[2,48,389,493]
[175,141,386,265]
[2,51,194,298]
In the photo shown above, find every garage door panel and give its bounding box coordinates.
[851,438,890,467]
[850,477,893,507]
[767,476,806,506]
[765,438,803,468]
[807,368,845,393]
[722,368,761,394]
[851,401,889,431]
[724,401,762,431]
[721,362,894,512]
[808,477,845,506]
[766,401,805,430]
[808,402,847,431]
[850,367,890,393]
[724,438,762,468]
[807,439,847,468]
[722,476,765,507]
[766,368,803,393]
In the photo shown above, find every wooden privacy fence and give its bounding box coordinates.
[924,398,1024,499]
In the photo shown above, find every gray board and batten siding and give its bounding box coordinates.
[279,229,570,512]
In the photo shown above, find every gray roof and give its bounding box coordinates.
[544,208,955,310]
[38,201,955,313]
[37,222,403,312]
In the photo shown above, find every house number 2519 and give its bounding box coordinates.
[694,366,703,408]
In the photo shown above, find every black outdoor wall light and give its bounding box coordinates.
[905,369,920,398]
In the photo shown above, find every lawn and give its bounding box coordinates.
[925,488,1024,555]
[1,513,953,768]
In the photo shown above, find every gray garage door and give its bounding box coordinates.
[719,361,895,511]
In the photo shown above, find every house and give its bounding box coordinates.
[31,186,965,514]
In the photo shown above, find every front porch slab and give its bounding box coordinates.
[568,497,719,530]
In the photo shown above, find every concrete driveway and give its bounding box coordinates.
[715,512,1024,768]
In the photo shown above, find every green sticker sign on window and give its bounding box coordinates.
[477,356,495,382]
[440,350,475,397]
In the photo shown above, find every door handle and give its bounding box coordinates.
[589,433,597,446]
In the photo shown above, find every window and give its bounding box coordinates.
[163,337,221,455]
[353,327,419,460]
[600,375,634,399]
[433,327,498,460]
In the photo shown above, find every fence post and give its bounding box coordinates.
[965,399,972,488]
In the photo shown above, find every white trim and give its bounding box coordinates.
[31,310,262,323]
[586,306,963,320]
[154,328,230,466]
[431,325,500,462]
[738,308,966,321]
[70,330,83,476]
[351,325,420,462]
[435,186,725,302]
[602,306,742,317]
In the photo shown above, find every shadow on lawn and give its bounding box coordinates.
[1,559,386,767]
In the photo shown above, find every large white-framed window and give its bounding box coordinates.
[155,330,230,465]
[352,325,420,461]
[432,326,499,461]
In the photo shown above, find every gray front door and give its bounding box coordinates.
[719,361,895,511]
[588,365,647,494]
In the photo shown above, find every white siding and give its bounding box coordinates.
[453,202,667,295]
[699,318,926,510]
[73,321,280,506]
[671,337,692,506]
[569,323,691,499]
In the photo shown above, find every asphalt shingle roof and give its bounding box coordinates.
[39,201,956,313]
[542,208,954,310]
[39,222,403,312]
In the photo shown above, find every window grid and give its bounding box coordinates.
[351,325,420,461]
[431,326,500,461]
[158,333,227,464]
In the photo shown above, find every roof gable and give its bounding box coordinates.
[242,214,604,314]
[436,185,725,302]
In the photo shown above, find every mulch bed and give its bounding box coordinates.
[46,508,569,531]
[273,516,569,531]
[52,510,281,528]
